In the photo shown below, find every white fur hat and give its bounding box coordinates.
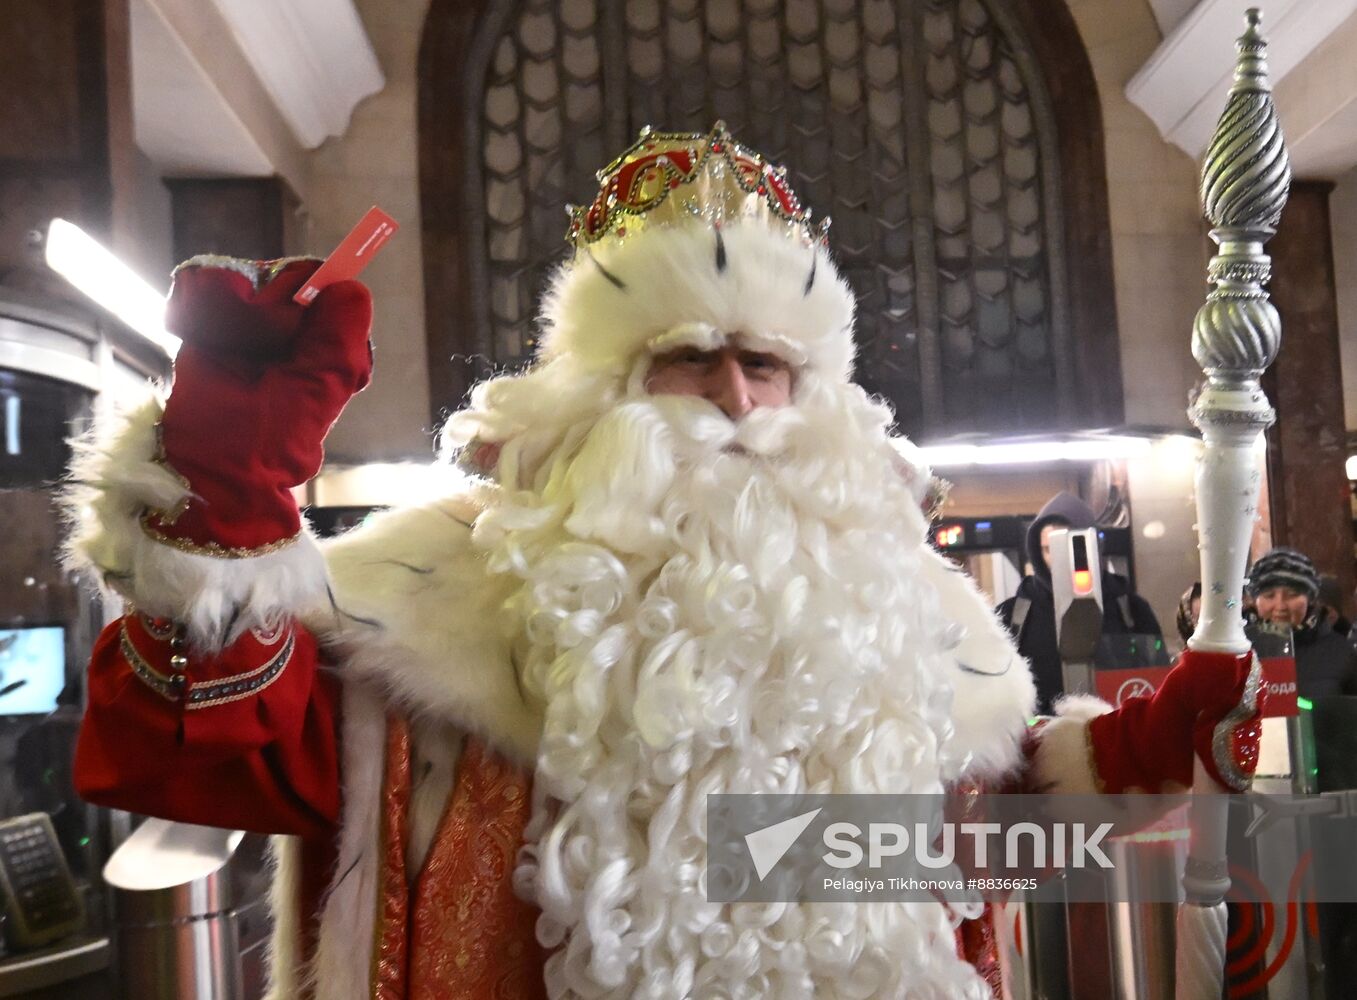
[537,125,858,381]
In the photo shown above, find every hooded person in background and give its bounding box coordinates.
[1249,548,1357,699]
[995,492,1161,714]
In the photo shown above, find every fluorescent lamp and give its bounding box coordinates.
[1347,455,1357,481]
[918,436,1153,468]
[44,218,179,358]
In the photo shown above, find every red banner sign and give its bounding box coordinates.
[1093,667,1171,707]
[1257,656,1297,717]
[1090,657,1297,718]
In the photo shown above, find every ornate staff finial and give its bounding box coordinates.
[1232,9,1271,94]
[1188,6,1290,662]
[1193,9,1291,379]
[1179,14,1290,997]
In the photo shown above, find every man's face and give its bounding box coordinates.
[1254,585,1309,628]
[645,344,794,419]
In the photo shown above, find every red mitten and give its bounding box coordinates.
[74,612,341,837]
[143,258,373,555]
[1086,649,1264,792]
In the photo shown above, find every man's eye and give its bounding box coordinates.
[743,354,784,376]
[673,349,708,365]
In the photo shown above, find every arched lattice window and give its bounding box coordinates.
[420,0,1121,438]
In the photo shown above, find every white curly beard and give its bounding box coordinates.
[467,372,993,1000]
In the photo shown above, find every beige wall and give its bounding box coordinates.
[946,468,1085,520]
[117,149,175,296]
[1066,0,1210,432]
[302,0,433,464]
[1061,0,1231,622]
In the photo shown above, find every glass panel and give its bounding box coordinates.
[0,368,106,950]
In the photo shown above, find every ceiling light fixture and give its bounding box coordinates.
[44,218,179,358]
[918,435,1154,468]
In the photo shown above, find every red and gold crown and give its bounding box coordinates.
[566,122,831,255]
[543,122,856,382]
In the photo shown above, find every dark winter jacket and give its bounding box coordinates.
[995,492,1162,714]
[1293,613,1357,699]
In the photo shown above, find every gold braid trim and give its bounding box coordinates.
[184,632,293,709]
[120,623,178,702]
[119,619,294,708]
[139,511,300,558]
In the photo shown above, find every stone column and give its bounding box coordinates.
[166,178,301,262]
[1263,180,1355,599]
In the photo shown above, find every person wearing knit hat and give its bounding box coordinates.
[1248,547,1319,614]
[60,124,1265,999]
[1249,547,1357,699]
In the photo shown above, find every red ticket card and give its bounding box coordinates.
[293,206,399,305]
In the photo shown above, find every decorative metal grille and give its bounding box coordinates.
[470,0,1067,435]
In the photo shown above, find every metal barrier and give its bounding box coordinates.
[102,820,263,1000]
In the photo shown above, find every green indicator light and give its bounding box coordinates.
[78,837,90,847]
[1297,696,1313,711]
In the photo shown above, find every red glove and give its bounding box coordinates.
[1086,649,1264,792]
[142,258,373,555]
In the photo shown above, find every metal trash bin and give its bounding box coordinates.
[102,819,252,1000]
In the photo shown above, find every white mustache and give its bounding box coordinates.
[644,394,808,458]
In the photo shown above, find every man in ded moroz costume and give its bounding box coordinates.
[64,126,1262,998]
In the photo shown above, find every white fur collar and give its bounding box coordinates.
[917,546,1036,783]
[305,491,544,765]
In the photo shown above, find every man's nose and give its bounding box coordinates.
[706,352,754,419]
